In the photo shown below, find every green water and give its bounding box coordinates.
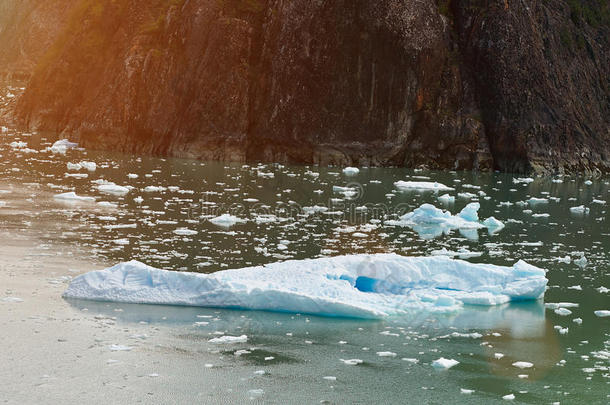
[0,127,608,403]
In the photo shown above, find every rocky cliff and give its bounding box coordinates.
[2,0,608,173]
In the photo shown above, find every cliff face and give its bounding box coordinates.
[4,0,609,173]
[0,0,73,81]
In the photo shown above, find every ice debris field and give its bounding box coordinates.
[64,254,548,318]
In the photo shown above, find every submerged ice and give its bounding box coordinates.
[63,254,547,319]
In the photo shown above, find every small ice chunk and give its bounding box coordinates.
[173,228,198,236]
[54,192,95,202]
[502,394,515,400]
[494,353,504,359]
[512,361,533,369]
[2,297,24,303]
[460,389,474,394]
[394,181,454,192]
[554,308,572,316]
[438,194,455,204]
[569,205,589,214]
[376,351,397,357]
[98,183,130,195]
[573,318,582,324]
[209,214,245,228]
[323,376,337,381]
[340,359,363,365]
[50,139,78,154]
[208,335,248,344]
[483,216,505,233]
[432,358,459,369]
[342,167,360,175]
[80,161,96,171]
[109,344,132,351]
[594,310,610,317]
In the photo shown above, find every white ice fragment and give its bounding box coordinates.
[527,197,548,205]
[512,361,533,369]
[437,194,455,204]
[2,297,23,303]
[432,358,459,369]
[50,139,78,154]
[80,161,96,171]
[109,344,132,351]
[98,183,130,195]
[569,205,589,214]
[342,167,360,175]
[573,318,582,324]
[340,359,363,365]
[53,192,96,202]
[513,177,534,184]
[502,394,515,400]
[209,214,245,228]
[554,308,572,316]
[208,335,248,344]
[594,310,610,317]
[483,216,505,233]
[173,228,198,236]
[494,353,504,359]
[323,376,337,381]
[376,351,397,357]
[460,389,474,394]
[394,181,453,192]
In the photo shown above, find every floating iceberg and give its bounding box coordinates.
[63,254,547,319]
[394,181,454,192]
[50,139,78,154]
[386,203,503,239]
[53,192,96,203]
[342,167,360,175]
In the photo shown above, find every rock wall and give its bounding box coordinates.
[3,0,608,173]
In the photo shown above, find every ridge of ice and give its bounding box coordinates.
[63,254,547,319]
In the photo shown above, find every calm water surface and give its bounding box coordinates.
[0,124,608,403]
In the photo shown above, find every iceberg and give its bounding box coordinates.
[386,203,503,239]
[50,139,78,154]
[63,254,547,319]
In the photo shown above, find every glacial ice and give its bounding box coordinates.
[50,139,78,154]
[342,167,360,175]
[63,253,547,319]
[394,181,454,192]
[54,192,96,202]
[386,203,504,239]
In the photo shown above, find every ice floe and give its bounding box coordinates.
[385,203,503,239]
[432,358,459,369]
[394,181,454,192]
[49,139,78,154]
[53,192,96,203]
[209,214,246,228]
[63,254,547,319]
